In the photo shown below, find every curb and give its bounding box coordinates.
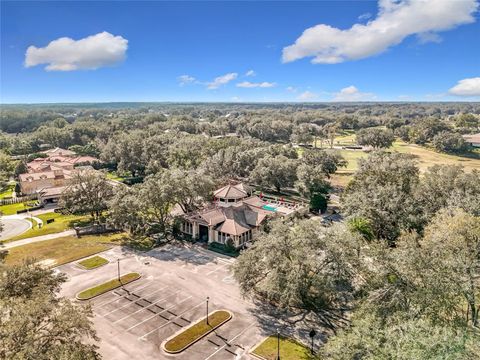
[161,310,233,354]
[76,273,141,301]
[76,255,110,271]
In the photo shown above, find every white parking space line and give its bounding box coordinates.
[93,281,157,309]
[202,321,257,360]
[126,294,192,332]
[206,263,230,276]
[113,289,182,324]
[101,285,169,317]
[139,298,204,339]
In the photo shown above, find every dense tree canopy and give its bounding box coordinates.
[342,151,421,243]
[356,128,395,149]
[60,169,114,220]
[234,219,362,328]
[0,260,100,360]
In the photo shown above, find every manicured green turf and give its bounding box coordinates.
[106,171,126,181]
[3,233,124,266]
[252,336,314,360]
[0,184,15,199]
[77,272,140,300]
[164,310,232,353]
[0,202,34,215]
[78,255,109,269]
[5,212,91,242]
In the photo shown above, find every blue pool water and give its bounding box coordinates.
[262,204,277,212]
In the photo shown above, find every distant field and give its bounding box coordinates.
[329,133,480,188]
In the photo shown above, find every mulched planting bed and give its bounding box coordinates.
[163,310,232,353]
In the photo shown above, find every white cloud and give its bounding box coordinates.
[297,91,318,101]
[25,31,128,71]
[177,75,196,86]
[358,12,372,21]
[283,0,478,64]
[207,72,238,89]
[286,86,298,93]
[332,85,376,101]
[245,70,256,77]
[416,32,443,44]
[236,81,276,88]
[448,77,480,96]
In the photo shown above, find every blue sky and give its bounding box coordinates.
[1,0,479,103]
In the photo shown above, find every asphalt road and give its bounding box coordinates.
[0,217,31,241]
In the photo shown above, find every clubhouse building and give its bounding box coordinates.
[180,183,304,249]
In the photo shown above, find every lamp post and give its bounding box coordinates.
[206,296,210,325]
[309,329,316,355]
[276,328,281,360]
[117,258,121,282]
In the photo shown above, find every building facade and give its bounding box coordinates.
[180,183,304,249]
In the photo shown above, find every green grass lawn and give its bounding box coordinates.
[3,233,124,267]
[106,171,127,182]
[0,202,35,215]
[328,139,480,188]
[164,310,232,353]
[78,255,109,270]
[0,184,15,199]
[77,272,140,300]
[4,212,91,242]
[252,336,314,360]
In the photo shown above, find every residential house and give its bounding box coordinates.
[18,147,99,203]
[463,133,480,148]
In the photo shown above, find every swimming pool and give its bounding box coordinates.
[262,204,277,212]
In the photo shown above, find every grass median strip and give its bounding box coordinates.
[76,272,141,300]
[78,255,109,270]
[163,310,232,353]
[252,336,313,360]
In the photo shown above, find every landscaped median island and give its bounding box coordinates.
[163,310,232,353]
[77,255,109,270]
[252,336,313,360]
[76,272,141,300]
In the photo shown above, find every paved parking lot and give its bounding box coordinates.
[58,243,265,360]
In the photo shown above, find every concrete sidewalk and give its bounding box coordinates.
[0,229,76,249]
